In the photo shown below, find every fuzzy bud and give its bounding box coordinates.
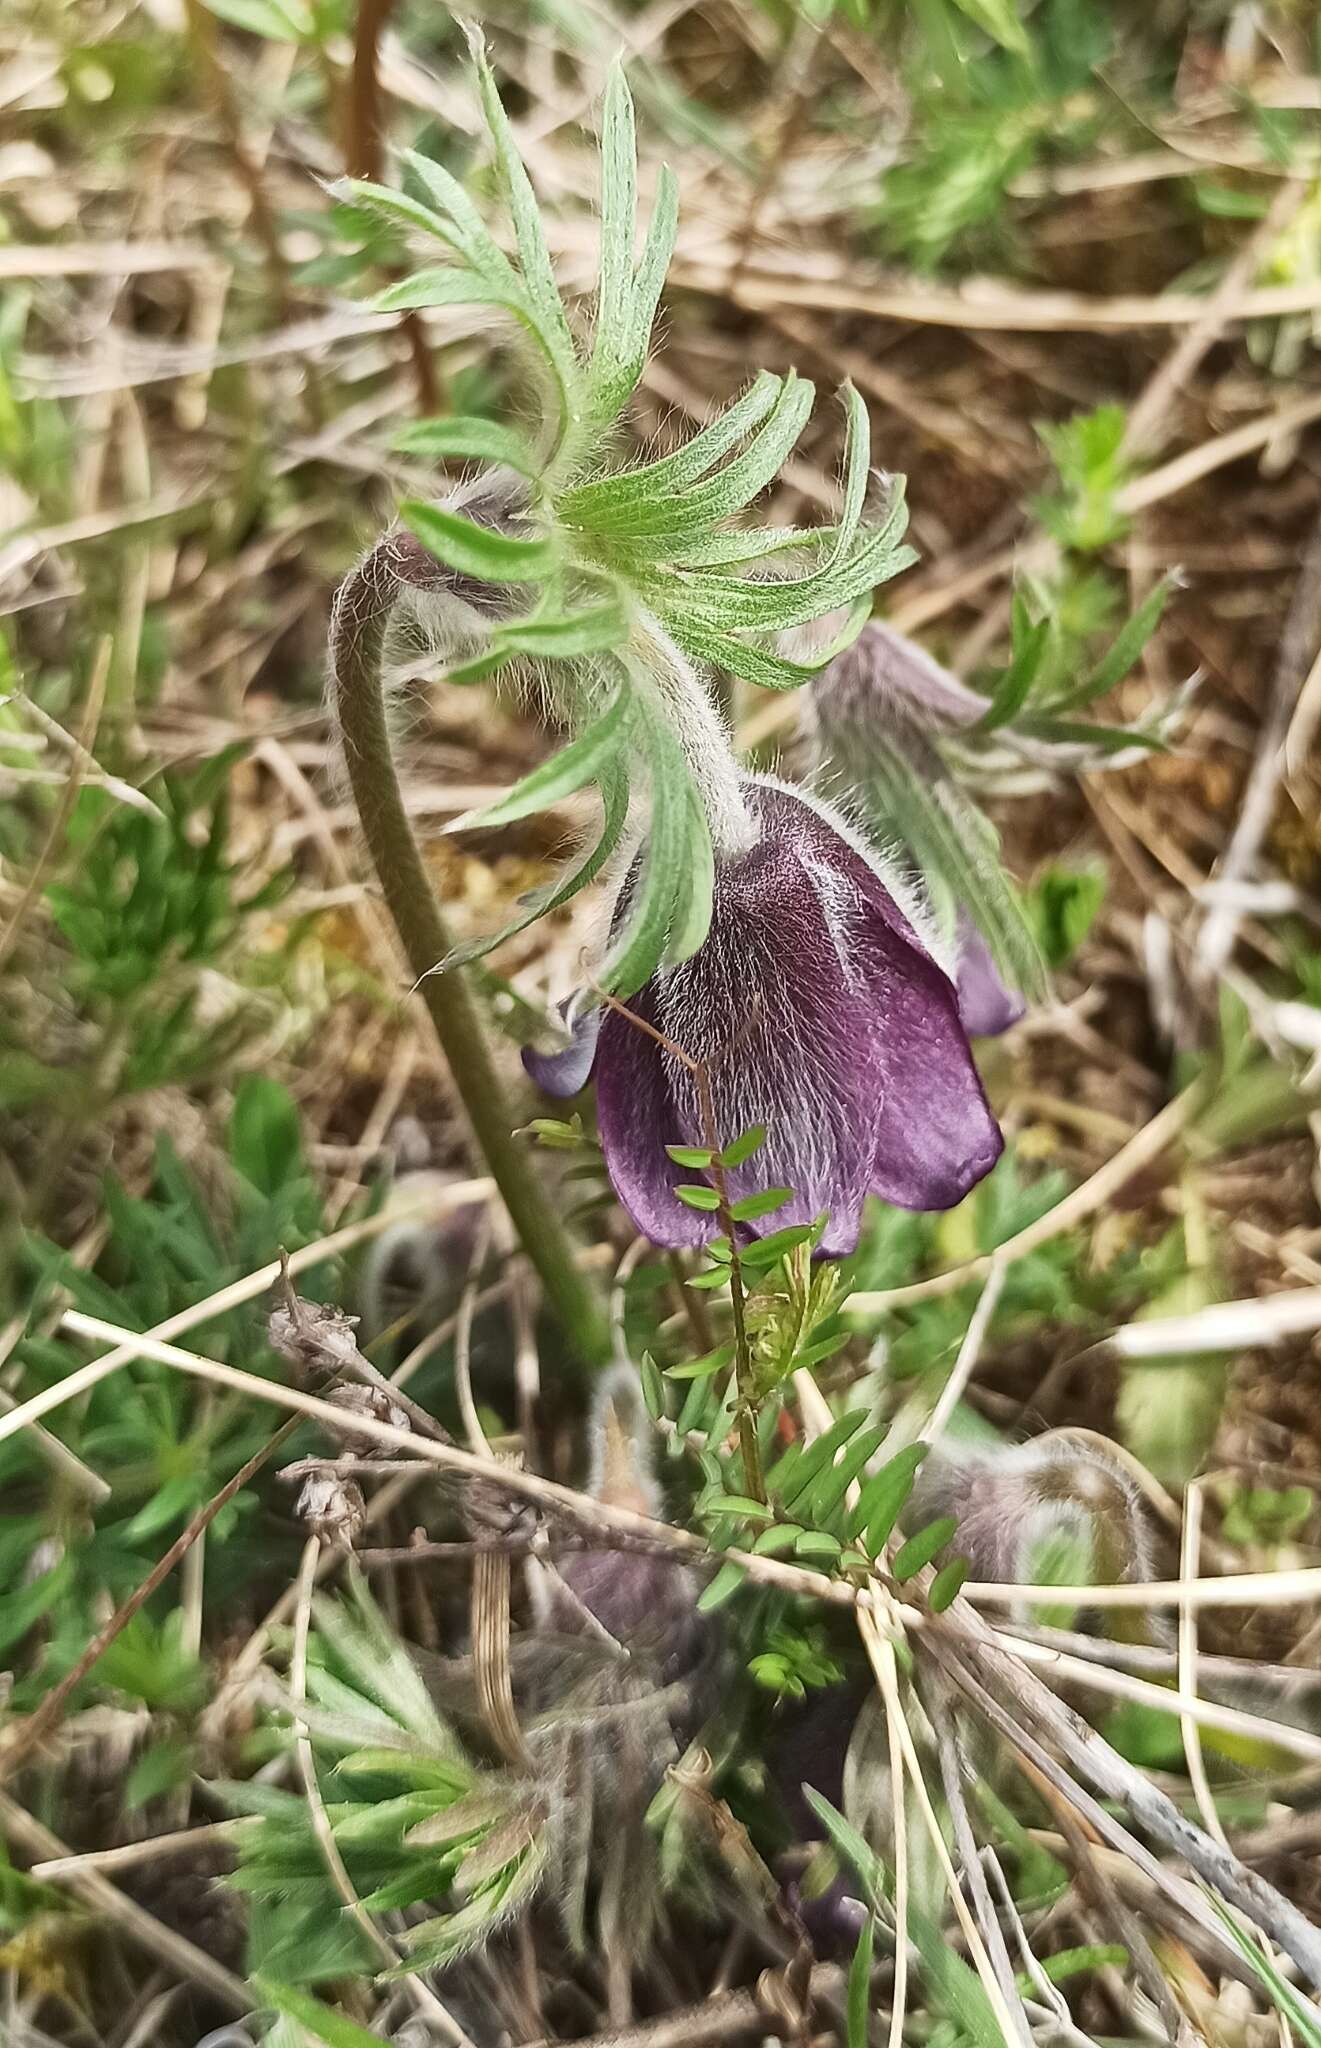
[268,1295,364,1384]
[323,1382,412,1457]
[295,1470,366,1548]
[907,1430,1160,1636]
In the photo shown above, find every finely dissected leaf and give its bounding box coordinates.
[599,715,689,996]
[974,594,1050,731]
[436,759,629,971]
[401,499,556,584]
[560,371,782,522]
[582,374,816,537]
[619,164,679,405]
[371,264,529,316]
[659,498,912,634]
[471,38,579,412]
[852,1444,930,1554]
[1066,571,1177,709]
[452,688,629,828]
[591,66,637,392]
[583,68,678,431]
[392,415,539,474]
[667,601,870,692]
[496,600,628,658]
[892,1515,958,1581]
[397,147,521,283]
[1017,713,1163,753]
[828,383,871,572]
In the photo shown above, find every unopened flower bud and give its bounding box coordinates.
[323,1382,411,1456]
[296,1471,366,1548]
[268,1295,364,1383]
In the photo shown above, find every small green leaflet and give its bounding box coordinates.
[665,1341,735,1380]
[892,1515,957,1581]
[777,1409,870,1510]
[850,1443,929,1555]
[928,1556,970,1611]
[698,1560,747,1613]
[728,1187,792,1223]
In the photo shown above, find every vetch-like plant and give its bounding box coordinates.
[329,42,916,1351]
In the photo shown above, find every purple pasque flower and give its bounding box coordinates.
[809,621,1032,1038]
[523,778,1002,1255]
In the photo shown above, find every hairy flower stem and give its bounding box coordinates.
[330,543,611,1372]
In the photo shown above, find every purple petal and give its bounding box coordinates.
[595,783,1002,1253]
[594,987,709,1249]
[812,621,990,737]
[955,918,1026,1038]
[521,1002,601,1097]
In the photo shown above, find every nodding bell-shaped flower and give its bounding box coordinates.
[524,778,1002,1256]
[808,621,1037,1038]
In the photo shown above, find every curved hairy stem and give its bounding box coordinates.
[330,534,611,1370]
